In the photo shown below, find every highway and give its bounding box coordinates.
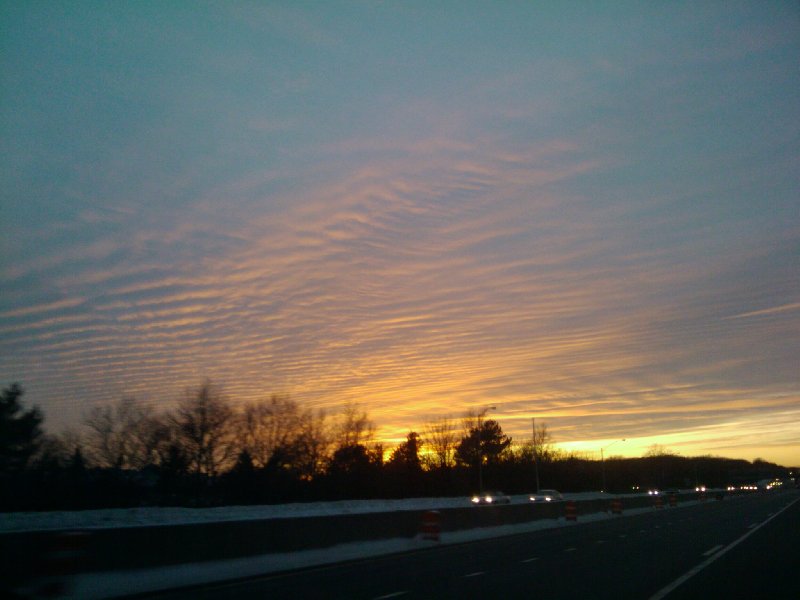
[142,490,799,600]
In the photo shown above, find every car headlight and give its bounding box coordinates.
[471,496,480,503]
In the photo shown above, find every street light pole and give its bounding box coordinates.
[532,417,540,493]
[600,438,626,493]
[478,406,496,494]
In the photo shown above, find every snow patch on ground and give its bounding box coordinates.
[0,492,615,533]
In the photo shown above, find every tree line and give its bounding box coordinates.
[0,382,793,511]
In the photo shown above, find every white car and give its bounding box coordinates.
[471,491,511,505]
[529,489,563,502]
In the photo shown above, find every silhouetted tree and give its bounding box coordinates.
[387,432,423,471]
[0,383,43,474]
[335,403,374,448]
[236,395,302,468]
[326,443,382,498]
[172,380,235,477]
[231,449,254,474]
[515,422,557,464]
[644,444,676,458]
[292,407,331,480]
[455,419,512,467]
[532,422,555,463]
[423,416,458,469]
[159,442,189,479]
[386,432,424,496]
[34,434,71,471]
[84,397,156,469]
[69,445,87,474]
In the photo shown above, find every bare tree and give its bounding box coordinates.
[83,397,172,470]
[128,412,174,470]
[423,416,458,469]
[84,397,148,469]
[237,395,301,468]
[171,380,235,477]
[293,407,331,479]
[531,421,555,463]
[644,444,676,458]
[335,403,374,449]
[34,428,85,469]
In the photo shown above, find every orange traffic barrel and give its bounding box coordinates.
[37,530,90,597]
[419,510,441,542]
[654,495,664,509]
[610,498,623,515]
[565,500,577,521]
[668,493,677,507]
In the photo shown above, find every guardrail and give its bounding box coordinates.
[0,491,700,585]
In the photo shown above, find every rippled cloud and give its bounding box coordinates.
[1,2,797,464]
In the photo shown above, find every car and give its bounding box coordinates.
[471,490,511,505]
[529,489,563,502]
[647,489,660,496]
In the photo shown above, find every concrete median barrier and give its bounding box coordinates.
[0,492,696,580]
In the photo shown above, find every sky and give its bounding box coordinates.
[1,2,798,466]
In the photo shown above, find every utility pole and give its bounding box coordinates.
[478,406,496,494]
[532,417,540,493]
[601,438,626,493]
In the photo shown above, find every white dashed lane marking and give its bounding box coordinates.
[648,497,800,600]
[464,572,485,578]
[521,557,539,563]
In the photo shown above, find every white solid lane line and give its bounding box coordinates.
[647,496,800,600]
[373,592,408,600]
[521,557,539,563]
[702,544,723,557]
[463,571,485,578]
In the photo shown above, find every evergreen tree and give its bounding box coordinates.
[387,432,422,472]
[455,419,511,467]
[0,383,44,474]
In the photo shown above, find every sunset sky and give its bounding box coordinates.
[1,2,798,466]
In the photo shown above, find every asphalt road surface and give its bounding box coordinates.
[142,490,800,600]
